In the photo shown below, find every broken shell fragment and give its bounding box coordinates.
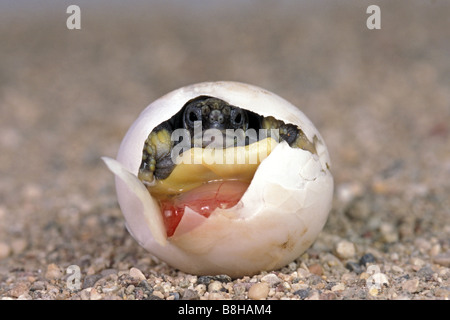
[103,81,333,278]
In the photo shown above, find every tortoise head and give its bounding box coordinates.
[183,96,249,136]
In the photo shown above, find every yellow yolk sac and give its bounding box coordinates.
[103,81,333,278]
[148,137,277,197]
[146,137,278,237]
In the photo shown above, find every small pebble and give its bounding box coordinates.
[208,292,225,300]
[195,284,206,295]
[417,266,434,281]
[8,282,29,298]
[129,267,146,281]
[83,274,101,289]
[185,275,198,284]
[306,290,320,300]
[391,265,404,273]
[197,276,214,285]
[320,292,337,300]
[402,279,419,293]
[434,288,450,298]
[294,288,310,299]
[125,285,135,295]
[335,240,356,259]
[340,273,356,284]
[248,282,269,300]
[331,283,345,292]
[322,253,343,267]
[367,271,389,290]
[79,288,91,300]
[138,280,152,291]
[45,264,63,280]
[368,287,379,297]
[287,262,297,271]
[308,263,323,276]
[169,292,180,300]
[359,253,376,266]
[30,281,46,291]
[197,274,231,285]
[102,285,120,294]
[89,288,103,300]
[359,272,370,280]
[151,290,165,299]
[17,293,32,300]
[232,283,246,296]
[261,273,282,286]
[208,281,223,293]
[214,274,232,283]
[410,257,425,268]
[296,267,310,278]
[181,289,200,300]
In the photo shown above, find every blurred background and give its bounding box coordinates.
[0,0,449,292]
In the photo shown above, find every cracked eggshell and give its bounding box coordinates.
[104,81,333,278]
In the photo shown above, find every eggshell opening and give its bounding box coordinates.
[106,81,333,277]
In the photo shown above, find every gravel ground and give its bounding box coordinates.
[0,1,449,300]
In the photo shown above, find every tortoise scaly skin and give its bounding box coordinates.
[138,96,316,182]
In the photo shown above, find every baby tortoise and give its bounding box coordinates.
[138,96,317,182]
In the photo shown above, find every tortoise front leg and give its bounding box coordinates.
[138,125,175,183]
[261,116,317,155]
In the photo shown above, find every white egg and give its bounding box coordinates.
[103,81,333,278]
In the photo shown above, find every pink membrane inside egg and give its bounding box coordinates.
[160,180,249,237]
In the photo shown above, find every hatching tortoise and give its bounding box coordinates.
[138,95,317,183]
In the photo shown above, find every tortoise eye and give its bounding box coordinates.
[184,105,202,128]
[230,108,247,128]
[189,111,198,122]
